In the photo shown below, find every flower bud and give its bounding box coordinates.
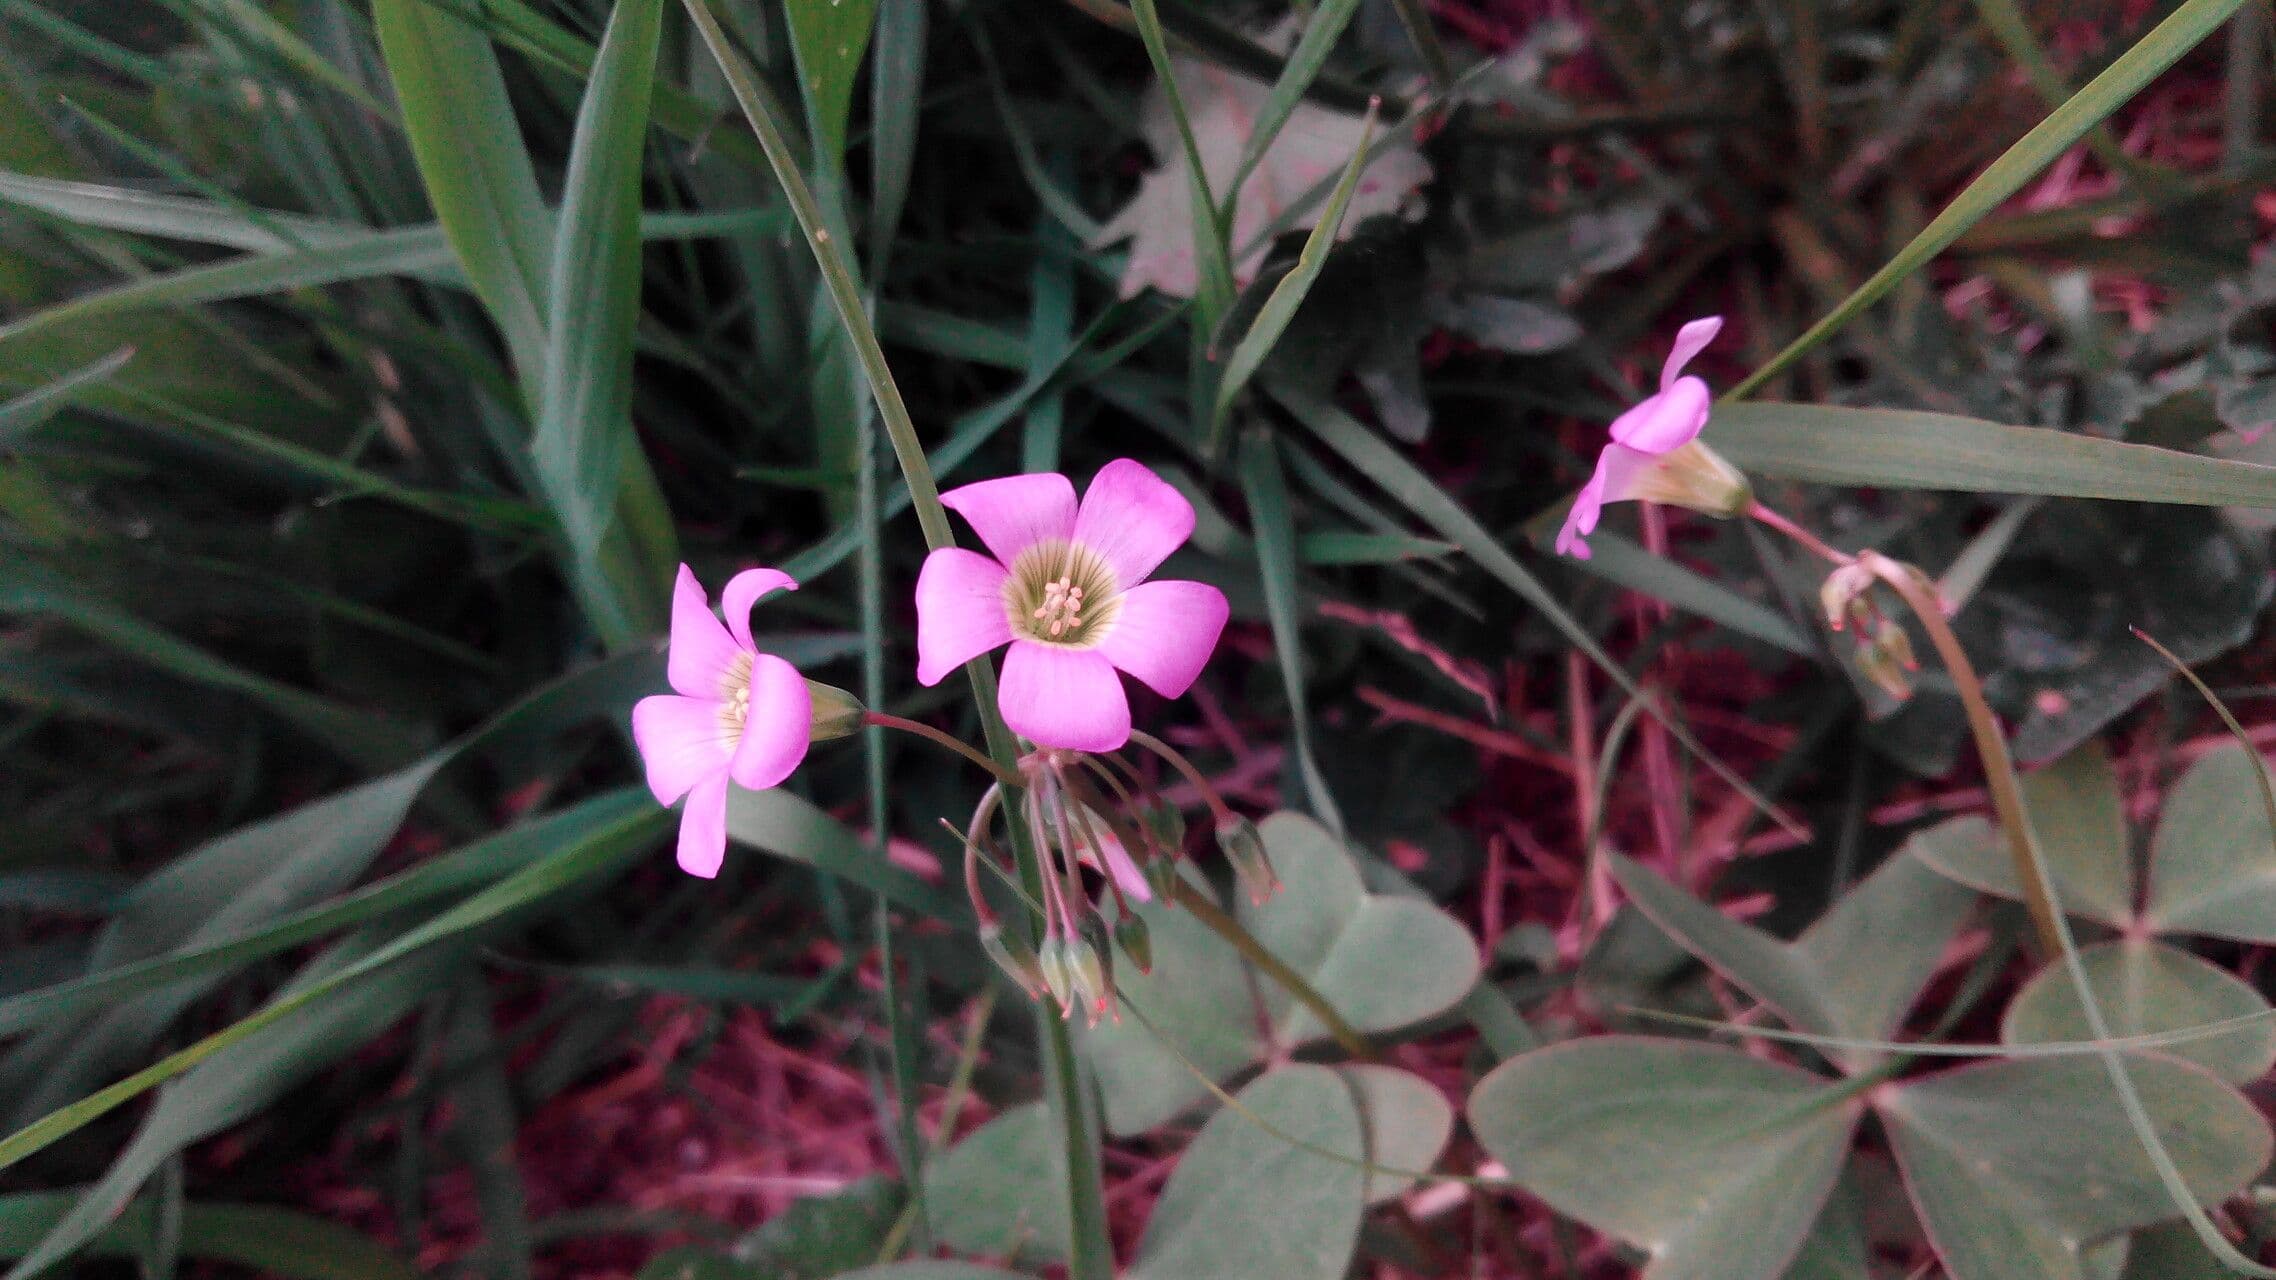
[1216,816,1280,905]
[1818,562,1877,632]
[1113,911,1154,974]
[804,680,867,741]
[1855,619,1919,700]
[1037,935,1076,1014]
[1068,921,1114,1026]
[1144,854,1185,904]
[1142,800,1186,852]
[979,921,1050,1003]
[1624,440,1752,519]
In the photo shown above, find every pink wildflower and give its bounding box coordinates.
[1555,316,1748,559]
[915,459,1230,753]
[632,565,813,878]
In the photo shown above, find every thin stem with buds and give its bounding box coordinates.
[864,712,1022,787]
[1163,878,1375,1060]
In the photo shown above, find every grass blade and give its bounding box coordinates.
[0,347,132,445]
[1237,429,1346,835]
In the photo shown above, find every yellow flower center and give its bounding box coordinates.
[1003,540,1120,648]
[717,651,754,738]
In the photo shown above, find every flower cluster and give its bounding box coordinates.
[632,455,1238,924]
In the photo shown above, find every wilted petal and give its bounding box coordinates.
[1606,377,1711,454]
[632,693,732,805]
[1072,459,1195,588]
[914,548,1014,686]
[1000,641,1131,752]
[941,472,1077,567]
[1659,316,1724,392]
[676,774,731,879]
[666,565,743,698]
[1096,579,1227,698]
[721,568,797,652]
[729,654,812,790]
[1075,812,1154,904]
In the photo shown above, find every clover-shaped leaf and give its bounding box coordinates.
[1879,1053,2271,1280]
[2002,940,2276,1083]
[1607,849,1973,1070]
[1126,1064,1366,1280]
[1084,813,1480,1134]
[1467,1037,1861,1280]
[1909,742,2276,1079]
[923,1105,1068,1264]
[1337,1063,1455,1206]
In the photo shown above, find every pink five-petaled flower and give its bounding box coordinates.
[915,459,1230,753]
[1554,315,1750,560]
[632,565,813,879]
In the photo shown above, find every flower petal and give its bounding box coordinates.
[721,568,797,652]
[1074,811,1153,904]
[1606,376,1711,454]
[999,641,1131,752]
[728,654,812,790]
[1659,315,1724,392]
[1554,459,1617,560]
[1593,441,1661,506]
[632,693,732,805]
[1095,578,1227,698]
[676,774,731,879]
[914,548,1014,686]
[1072,458,1195,588]
[666,565,745,698]
[941,472,1077,567]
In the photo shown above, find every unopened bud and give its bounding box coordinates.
[1625,440,1752,519]
[1113,911,1154,974]
[1216,816,1279,905]
[979,922,1049,1002]
[1818,563,1876,632]
[1067,928,1113,1027]
[804,680,867,741]
[1037,936,1076,1014]
[1142,800,1186,852]
[1144,855,1184,903]
[1857,619,1919,701]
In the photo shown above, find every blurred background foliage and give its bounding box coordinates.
[3,0,2276,1276]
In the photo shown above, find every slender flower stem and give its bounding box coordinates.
[1747,499,1854,568]
[681,8,1113,1272]
[864,713,1023,787]
[1128,729,1236,823]
[1164,878,1376,1060]
[1858,552,2062,958]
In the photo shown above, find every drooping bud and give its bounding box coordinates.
[1112,911,1154,974]
[979,920,1051,1002]
[804,680,867,741]
[1215,816,1279,905]
[1856,618,1919,701]
[1037,935,1076,1015]
[1623,440,1752,519]
[1141,799,1186,852]
[1144,854,1184,904]
[1818,562,1877,632]
[1067,924,1113,1027]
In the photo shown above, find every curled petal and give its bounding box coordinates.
[676,774,731,879]
[666,565,744,699]
[914,548,1014,686]
[941,472,1077,567]
[1075,813,1153,904]
[729,654,812,790]
[1095,579,1228,698]
[1072,459,1195,588]
[721,568,797,652]
[1000,642,1131,753]
[1659,315,1724,392]
[1553,466,1610,560]
[632,693,732,805]
[1607,377,1711,454]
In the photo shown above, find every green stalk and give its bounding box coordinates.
[677,6,1113,1273]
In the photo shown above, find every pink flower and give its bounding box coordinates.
[1555,316,1747,559]
[632,565,813,878]
[915,459,1230,753]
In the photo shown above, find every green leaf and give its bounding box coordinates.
[724,787,969,922]
[830,1267,1034,1280]
[1082,813,1479,1134]
[1561,528,1815,656]
[1335,1064,1453,1206]
[0,1194,418,1279]
[739,1174,904,1279]
[1878,1054,2271,1280]
[2003,941,2276,1084]
[2118,1222,2232,1280]
[372,0,552,378]
[1781,1172,1870,1280]
[1238,431,1343,833]
[1607,850,1974,1072]
[2,933,467,1280]
[783,0,879,165]
[0,169,368,251]
[1905,741,2136,929]
[2143,744,2276,941]
[533,0,670,646]
[0,347,133,446]
[1126,1064,1365,1280]
[1729,0,2252,397]
[923,1104,1068,1264]
[1467,1037,1860,1280]
[1706,403,2276,505]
